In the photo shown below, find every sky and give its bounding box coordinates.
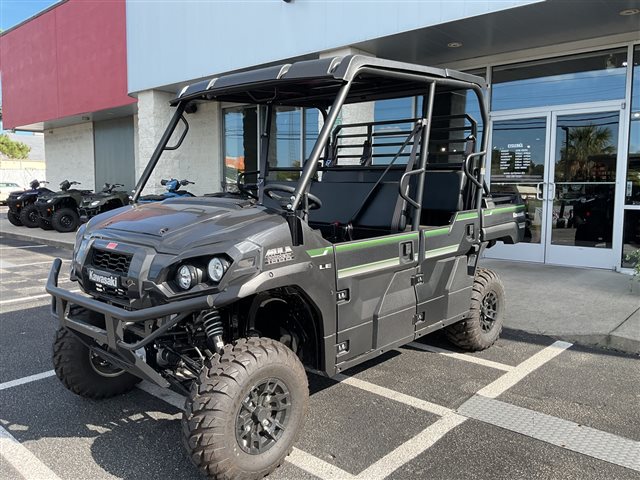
[0,0,58,31]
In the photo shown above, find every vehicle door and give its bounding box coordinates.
[414,168,480,336]
[333,232,419,366]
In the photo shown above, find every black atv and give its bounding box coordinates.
[6,179,53,227]
[35,180,92,233]
[47,56,524,480]
[78,183,131,223]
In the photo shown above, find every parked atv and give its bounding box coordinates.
[78,183,131,223]
[6,179,53,227]
[138,178,195,202]
[35,180,92,233]
[47,56,525,480]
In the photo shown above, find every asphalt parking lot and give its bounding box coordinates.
[1,236,639,479]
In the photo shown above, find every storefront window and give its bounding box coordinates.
[304,108,321,159]
[492,49,628,111]
[268,107,301,181]
[626,46,640,206]
[223,106,257,189]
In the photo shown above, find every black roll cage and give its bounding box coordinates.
[131,58,489,238]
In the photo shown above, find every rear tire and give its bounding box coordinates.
[7,211,22,226]
[51,207,79,232]
[182,338,308,480]
[52,309,141,399]
[445,268,505,351]
[19,203,40,228]
[37,216,53,230]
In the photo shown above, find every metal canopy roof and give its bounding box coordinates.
[171,55,485,108]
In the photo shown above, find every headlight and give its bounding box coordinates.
[90,200,100,207]
[176,265,198,290]
[47,198,54,203]
[207,257,228,282]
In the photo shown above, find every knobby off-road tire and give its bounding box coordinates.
[182,338,309,480]
[52,316,141,399]
[7,211,22,226]
[37,216,53,230]
[19,203,40,228]
[51,207,79,233]
[445,268,505,351]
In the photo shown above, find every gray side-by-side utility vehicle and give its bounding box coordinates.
[46,56,524,479]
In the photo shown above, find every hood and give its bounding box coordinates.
[87,196,287,253]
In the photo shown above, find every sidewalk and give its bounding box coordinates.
[0,210,637,354]
[0,208,76,249]
[480,258,639,355]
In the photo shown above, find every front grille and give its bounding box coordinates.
[91,248,132,274]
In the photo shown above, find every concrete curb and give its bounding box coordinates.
[555,334,640,356]
[1,230,74,250]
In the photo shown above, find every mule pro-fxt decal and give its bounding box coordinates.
[265,246,295,265]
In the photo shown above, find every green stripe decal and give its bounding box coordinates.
[307,247,332,258]
[334,232,419,253]
[425,244,459,258]
[423,227,450,238]
[484,205,525,216]
[337,257,400,279]
[456,212,479,221]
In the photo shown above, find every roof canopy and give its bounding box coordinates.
[172,55,485,108]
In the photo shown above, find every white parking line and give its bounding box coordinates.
[407,342,515,372]
[0,340,577,480]
[356,413,466,480]
[0,289,80,306]
[288,448,355,480]
[335,373,452,417]
[1,260,56,268]
[0,425,62,480]
[334,340,574,478]
[0,245,50,250]
[475,340,572,398]
[0,370,55,391]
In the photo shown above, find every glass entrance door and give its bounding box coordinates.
[544,109,621,268]
[485,115,550,262]
[486,106,622,268]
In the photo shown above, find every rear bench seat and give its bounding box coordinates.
[264,165,470,240]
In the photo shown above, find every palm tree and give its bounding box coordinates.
[558,125,615,182]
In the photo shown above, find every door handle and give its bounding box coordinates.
[400,241,414,262]
[548,183,556,200]
[536,182,545,200]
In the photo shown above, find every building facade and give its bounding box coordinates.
[1,0,639,271]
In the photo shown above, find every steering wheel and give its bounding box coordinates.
[263,184,322,210]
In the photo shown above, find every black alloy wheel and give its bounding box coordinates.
[480,291,498,333]
[444,268,505,351]
[183,337,308,480]
[235,378,292,455]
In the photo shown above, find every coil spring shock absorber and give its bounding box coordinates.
[201,308,225,354]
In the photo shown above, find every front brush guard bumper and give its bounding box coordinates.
[46,258,215,387]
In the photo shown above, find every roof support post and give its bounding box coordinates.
[412,81,436,231]
[132,101,187,203]
[258,103,274,204]
[291,81,352,212]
